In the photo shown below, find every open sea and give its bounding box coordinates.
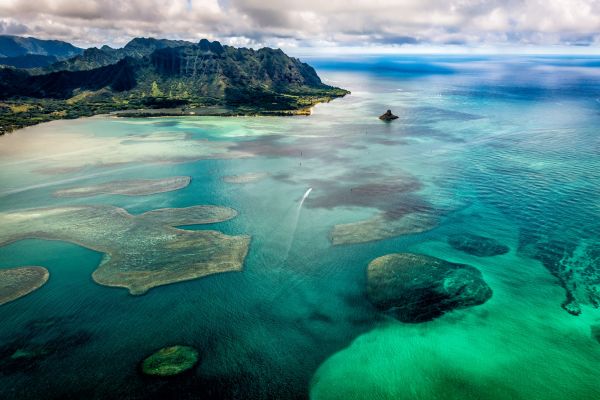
[0,55,599,399]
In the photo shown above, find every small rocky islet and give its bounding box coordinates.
[0,266,49,306]
[141,345,199,377]
[448,233,510,257]
[379,109,399,121]
[366,253,492,322]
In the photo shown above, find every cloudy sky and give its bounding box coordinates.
[1,0,599,53]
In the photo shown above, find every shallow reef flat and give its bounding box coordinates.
[223,172,269,184]
[0,129,252,175]
[53,176,191,197]
[331,211,438,245]
[139,205,238,226]
[0,266,49,305]
[0,205,249,295]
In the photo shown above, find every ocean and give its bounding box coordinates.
[1,55,599,399]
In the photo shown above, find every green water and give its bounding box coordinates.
[0,56,599,399]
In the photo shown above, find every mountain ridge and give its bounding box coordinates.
[0,35,83,68]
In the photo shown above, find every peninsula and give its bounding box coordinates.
[0,37,349,133]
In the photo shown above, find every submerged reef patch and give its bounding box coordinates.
[138,205,238,226]
[275,166,442,245]
[367,253,492,322]
[0,266,49,305]
[331,211,438,245]
[448,233,510,257]
[141,345,199,376]
[519,234,600,316]
[223,172,269,184]
[53,176,191,197]
[0,205,249,295]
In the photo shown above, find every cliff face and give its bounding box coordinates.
[1,39,342,99]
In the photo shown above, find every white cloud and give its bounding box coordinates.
[0,0,599,50]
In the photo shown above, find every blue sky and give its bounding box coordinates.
[1,0,599,54]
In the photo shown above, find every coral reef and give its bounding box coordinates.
[0,205,249,295]
[367,253,492,322]
[0,266,49,305]
[448,233,509,257]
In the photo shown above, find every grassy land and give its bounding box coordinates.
[0,87,349,134]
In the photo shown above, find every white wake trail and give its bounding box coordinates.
[283,187,313,262]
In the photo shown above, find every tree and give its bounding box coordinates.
[151,81,163,97]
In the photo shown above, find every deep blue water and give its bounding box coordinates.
[0,55,599,399]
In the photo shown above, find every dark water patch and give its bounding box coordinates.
[592,325,600,344]
[227,134,358,163]
[271,164,429,216]
[286,166,426,215]
[306,181,423,211]
[0,315,93,376]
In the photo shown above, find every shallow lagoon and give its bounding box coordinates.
[1,56,599,399]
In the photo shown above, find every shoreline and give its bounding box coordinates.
[0,92,349,135]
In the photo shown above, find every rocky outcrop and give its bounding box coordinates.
[367,253,492,322]
[379,109,398,121]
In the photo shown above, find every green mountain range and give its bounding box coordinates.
[0,35,83,68]
[0,37,348,134]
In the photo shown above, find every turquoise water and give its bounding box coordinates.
[1,56,599,399]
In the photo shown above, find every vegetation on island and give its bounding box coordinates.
[0,37,349,134]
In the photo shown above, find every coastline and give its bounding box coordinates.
[0,92,348,135]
